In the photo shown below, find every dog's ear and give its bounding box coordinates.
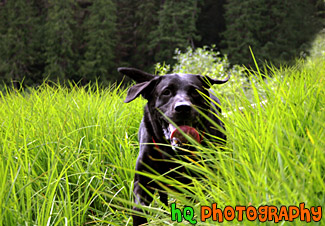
[198,74,230,88]
[118,67,156,83]
[124,78,158,103]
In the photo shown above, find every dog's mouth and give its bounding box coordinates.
[164,123,202,148]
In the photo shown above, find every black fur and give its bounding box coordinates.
[118,67,229,225]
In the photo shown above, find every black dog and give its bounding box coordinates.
[118,67,229,225]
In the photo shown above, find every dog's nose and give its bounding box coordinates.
[175,102,191,114]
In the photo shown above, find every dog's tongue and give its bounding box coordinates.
[170,125,201,144]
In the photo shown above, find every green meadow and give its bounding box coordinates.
[0,57,324,225]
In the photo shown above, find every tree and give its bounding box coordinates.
[44,0,76,82]
[195,0,226,49]
[133,0,160,70]
[223,0,322,68]
[79,0,117,83]
[150,0,200,64]
[114,0,138,69]
[0,0,40,87]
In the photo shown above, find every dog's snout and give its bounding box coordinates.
[175,102,191,113]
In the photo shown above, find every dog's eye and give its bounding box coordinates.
[162,89,171,96]
[190,88,201,97]
[193,90,200,97]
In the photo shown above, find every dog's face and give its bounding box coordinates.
[119,67,229,146]
[150,74,210,144]
[153,74,207,121]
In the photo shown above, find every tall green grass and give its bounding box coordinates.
[0,58,324,225]
[0,82,144,225]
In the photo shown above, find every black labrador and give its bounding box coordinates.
[118,67,229,225]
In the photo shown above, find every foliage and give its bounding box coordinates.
[116,0,200,71]
[79,0,117,83]
[195,0,226,48]
[0,58,324,225]
[0,0,323,86]
[149,0,200,64]
[155,46,251,104]
[223,0,322,68]
[309,29,325,60]
[44,0,76,82]
[114,0,139,68]
[132,0,160,68]
[0,0,42,87]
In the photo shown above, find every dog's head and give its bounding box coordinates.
[118,67,229,147]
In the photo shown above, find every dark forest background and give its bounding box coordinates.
[0,0,324,87]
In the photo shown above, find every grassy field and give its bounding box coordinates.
[0,58,324,225]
